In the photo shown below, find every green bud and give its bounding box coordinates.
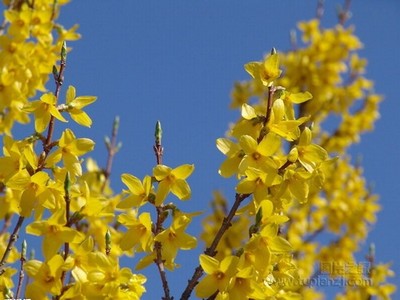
[155,120,162,146]
[64,172,70,197]
[52,65,58,78]
[104,136,111,149]
[105,230,111,247]
[61,41,67,61]
[105,229,111,255]
[113,116,120,133]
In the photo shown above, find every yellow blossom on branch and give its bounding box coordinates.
[65,85,97,127]
[26,208,84,260]
[153,164,194,205]
[23,93,67,133]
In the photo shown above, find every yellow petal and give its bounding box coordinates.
[65,85,76,104]
[34,108,50,133]
[244,62,260,79]
[196,275,218,298]
[216,138,236,155]
[172,164,194,180]
[199,254,219,274]
[171,179,191,200]
[268,236,292,253]
[219,157,240,178]
[20,188,36,217]
[287,91,312,104]
[121,173,143,193]
[258,132,281,156]
[69,109,92,127]
[6,170,30,190]
[40,93,57,105]
[239,135,257,154]
[69,138,95,156]
[49,106,68,122]
[72,96,97,109]
[155,180,170,205]
[153,165,171,181]
[241,103,257,120]
[236,179,256,194]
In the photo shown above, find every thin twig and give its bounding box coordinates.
[180,193,250,300]
[60,172,71,286]
[37,41,67,171]
[102,116,120,192]
[316,0,325,20]
[15,240,26,299]
[257,85,276,143]
[0,42,67,279]
[338,0,352,25]
[151,120,172,300]
[0,216,24,275]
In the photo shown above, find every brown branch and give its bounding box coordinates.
[15,240,26,299]
[102,116,120,192]
[316,0,325,20]
[0,42,67,279]
[338,0,352,25]
[151,120,172,300]
[258,85,276,143]
[180,193,250,300]
[37,42,67,171]
[0,216,25,276]
[60,172,71,287]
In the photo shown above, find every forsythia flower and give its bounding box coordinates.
[153,164,194,205]
[24,93,67,133]
[118,212,153,252]
[24,254,66,299]
[65,85,97,127]
[26,208,85,260]
[117,174,154,208]
[6,170,51,217]
[196,254,239,298]
[245,52,282,86]
[46,128,95,177]
[154,212,197,270]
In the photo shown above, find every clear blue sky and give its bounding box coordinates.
[6,0,400,298]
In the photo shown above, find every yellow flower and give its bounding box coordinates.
[295,128,328,172]
[154,211,197,270]
[6,169,51,217]
[85,252,147,299]
[118,212,153,252]
[238,133,280,174]
[245,52,282,86]
[236,165,282,202]
[26,208,84,260]
[46,129,95,177]
[153,164,194,205]
[25,254,66,299]
[216,138,244,178]
[196,254,239,298]
[117,174,154,208]
[24,93,67,133]
[65,85,97,127]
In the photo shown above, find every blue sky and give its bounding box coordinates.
[4,0,400,298]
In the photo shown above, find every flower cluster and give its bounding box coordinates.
[0,1,396,300]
